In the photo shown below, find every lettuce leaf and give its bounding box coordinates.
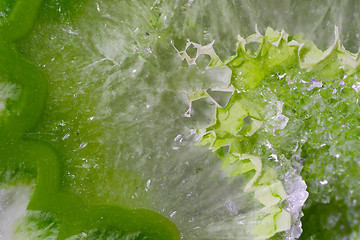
[1,0,360,239]
[182,26,360,239]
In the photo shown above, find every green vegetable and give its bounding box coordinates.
[1,0,360,239]
[184,26,360,239]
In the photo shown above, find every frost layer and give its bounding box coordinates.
[2,0,360,239]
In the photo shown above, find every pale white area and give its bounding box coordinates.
[0,82,20,116]
[0,186,32,240]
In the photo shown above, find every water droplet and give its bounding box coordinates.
[62,133,70,140]
[79,142,88,149]
[145,179,151,192]
[320,180,328,185]
[170,211,177,218]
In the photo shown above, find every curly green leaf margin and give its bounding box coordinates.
[175,25,360,239]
